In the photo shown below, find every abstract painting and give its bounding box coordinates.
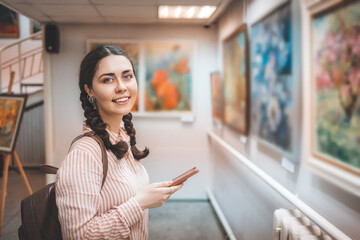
[0,95,27,153]
[86,40,140,111]
[223,24,250,135]
[251,2,292,152]
[144,42,193,112]
[311,1,360,173]
[0,4,19,38]
[210,71,223,122]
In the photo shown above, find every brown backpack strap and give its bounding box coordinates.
[39,165,58,174]
[40,132,108,189]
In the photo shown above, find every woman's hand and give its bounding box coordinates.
[134,181,183,210]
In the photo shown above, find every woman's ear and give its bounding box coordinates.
[84,84,93,97]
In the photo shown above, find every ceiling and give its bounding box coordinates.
[1,0,232,25]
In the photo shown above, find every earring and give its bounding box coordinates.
[87,95,96,108]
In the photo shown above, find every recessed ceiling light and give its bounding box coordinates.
[158,5,217,19]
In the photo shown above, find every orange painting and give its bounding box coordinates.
[0,95,26,153]
[145,43,193,112]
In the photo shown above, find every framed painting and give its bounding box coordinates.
[0,94,27,153]
[250,2,293,153]
[144,42,194,113]
[86,39,140,111]
[310,0,360,175]
[30,20,41,34]
[210,71,223,122]
[0,4,19,38]
[302,0,360,196]
[222,24,250,135]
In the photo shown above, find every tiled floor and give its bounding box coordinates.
[0,169,225,240]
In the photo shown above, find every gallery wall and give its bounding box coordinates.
[210,0,360,239]
[44,23,218,199]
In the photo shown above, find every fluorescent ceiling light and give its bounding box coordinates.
[158,5,216,19]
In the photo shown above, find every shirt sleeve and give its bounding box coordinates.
[55,146,145,239]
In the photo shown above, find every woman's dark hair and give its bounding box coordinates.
[79,45,149,160]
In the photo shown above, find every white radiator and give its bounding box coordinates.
[273,209,333,240]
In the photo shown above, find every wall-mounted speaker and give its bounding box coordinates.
[45,23,59,53]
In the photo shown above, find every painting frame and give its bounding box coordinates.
[210,71,224,123]
[0,4,19,38]
[250,1,295,158]
[222,23,250,136]
[0,94,27,153]
[302,0,360,196]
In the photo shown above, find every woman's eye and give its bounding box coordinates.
[124,74,133,80]
[103,77,114,83]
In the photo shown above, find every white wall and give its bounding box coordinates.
[210,0,360,239]
[45,23,218,199]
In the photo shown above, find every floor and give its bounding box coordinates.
[0,169,226,240]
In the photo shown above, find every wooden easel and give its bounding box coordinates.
[0,71,33,235]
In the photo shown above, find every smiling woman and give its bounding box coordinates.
[55,46,183,239]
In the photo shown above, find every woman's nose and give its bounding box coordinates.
[115,79,126,92]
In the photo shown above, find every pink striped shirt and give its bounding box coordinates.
[55,125,149,239]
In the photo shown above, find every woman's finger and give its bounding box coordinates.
[162,183,183,195]
[171,183,183,193]
[151,181,173,188]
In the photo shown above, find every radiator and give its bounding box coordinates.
[273,209,333,240]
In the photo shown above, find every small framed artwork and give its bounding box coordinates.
[302,0,360,196]
[30,20,41,34]
[144,42,194,113]
[222,24,250,135]
[210,71,223,122]
[0,4,19,38]
[0,94,27,153]
[86,39,140,112]
[250,1,293,153]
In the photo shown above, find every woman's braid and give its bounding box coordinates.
[123,113,149,160]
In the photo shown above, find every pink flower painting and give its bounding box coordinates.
[312,1,360,172]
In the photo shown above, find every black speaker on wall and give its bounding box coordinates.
[45,23,60,53]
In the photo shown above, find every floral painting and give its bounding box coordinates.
[87,40,140,111]
[0,95,27,153]
[312,1,360,173]
[251,2,292,152]
[144,43,193,112]
[0,4,19,38]
[210,72,223,121]
[223,25,250,135]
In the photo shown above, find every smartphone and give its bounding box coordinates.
[170,167,199,186]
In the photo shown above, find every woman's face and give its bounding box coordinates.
[85,54,137,124]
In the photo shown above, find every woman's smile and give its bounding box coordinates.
[112,96,130,104]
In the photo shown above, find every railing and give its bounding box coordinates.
[0,31,43,94]
[207,130,351,240]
